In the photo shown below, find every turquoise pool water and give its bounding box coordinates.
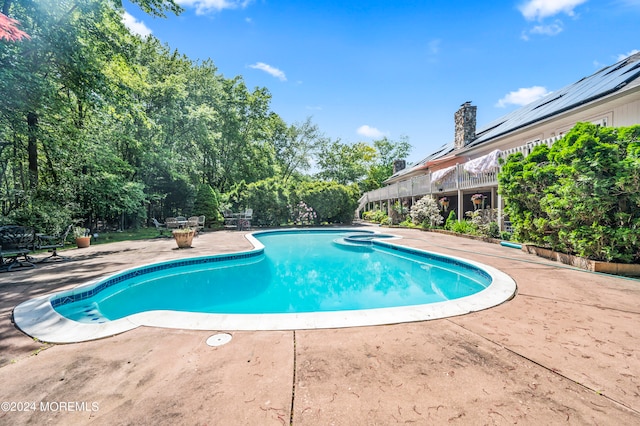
[53,230,491,323]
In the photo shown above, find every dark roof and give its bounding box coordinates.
[468,52,640,147]
[388,141,454,180]
[389,52,640,181]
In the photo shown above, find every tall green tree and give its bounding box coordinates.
[0,0,179,225]
[272,116,328,183]
[361,136,412,192]
[316,140,376,185]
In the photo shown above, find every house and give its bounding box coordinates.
[357,52,640,229]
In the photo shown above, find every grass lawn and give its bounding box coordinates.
[72,226,222,246]
[88,227,163,245]
[33,227,189,256]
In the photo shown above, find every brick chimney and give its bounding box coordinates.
[393,159,406,174]
[454,101,477,149]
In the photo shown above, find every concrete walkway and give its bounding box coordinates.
[0,226,638,425]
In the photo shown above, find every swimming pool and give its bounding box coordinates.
[13,229,516,343]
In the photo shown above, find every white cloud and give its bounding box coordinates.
[617,49,640,61]
[122,12,152,37]
[178,0,252,15]
[529,21,563,36]
[248,62,287,81]
[518,0,587,21]
[495,86,551,108]
[357,125,385,139]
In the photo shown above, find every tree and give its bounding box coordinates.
[0,12,29,40]
[0,0,184,224]
[315,136,411,190]
[316,140,376,185]
[361,136,412,192]
[272,116,328,182]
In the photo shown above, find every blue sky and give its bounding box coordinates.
[123,0,639,164]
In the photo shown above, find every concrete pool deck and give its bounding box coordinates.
[0,225,638,424]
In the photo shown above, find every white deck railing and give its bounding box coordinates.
[358,135,562,209]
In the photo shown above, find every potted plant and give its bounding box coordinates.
[438,196,450,211]
[471,193,485,209]
[73,227,91,248]
[172,227,196,249]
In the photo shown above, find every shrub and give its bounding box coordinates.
[391,201,409,225]
[242,178,291,226]
[487,222,500,239]
[399,217,415,228]
[291,201,317,225]
[499,123,640,262]
[451,220,476,234]
[500,231,512,241]
[363,209,389,224]
[295,181,359,224]
[3,194,73,235]
[193,184,221,227]
[409,196,443,228]
[444,210,457,231]
[467,209,499,238]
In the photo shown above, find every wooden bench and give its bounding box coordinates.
[0,225,37,271]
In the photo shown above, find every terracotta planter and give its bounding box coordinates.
[472,198,482,205]
[173,230,195,249]
[75,236,91,248]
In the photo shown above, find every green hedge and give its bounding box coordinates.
[295,181,359,225]
[227,179,359,226]
[499,123,640,263]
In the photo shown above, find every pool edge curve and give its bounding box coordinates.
[13,228,517,343]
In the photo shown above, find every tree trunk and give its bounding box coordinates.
[27,111,38,189]
[2,0,12,16]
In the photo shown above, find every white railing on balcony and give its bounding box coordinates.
[501,135,562,158]
[459,168,499,190]
[358,134,562,209]
[413,175,431,196]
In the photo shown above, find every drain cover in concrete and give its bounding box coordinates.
[206,333,232,347]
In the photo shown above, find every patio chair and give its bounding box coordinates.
[186,216,199,228]
[165,217,179,230]
[222,210,237,229]
[239,208,253,231]
[36,224,73,263]
[152,218,167,236]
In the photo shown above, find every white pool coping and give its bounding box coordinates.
[13,229,517,343]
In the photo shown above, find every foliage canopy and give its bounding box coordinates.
[0,0,411,232]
